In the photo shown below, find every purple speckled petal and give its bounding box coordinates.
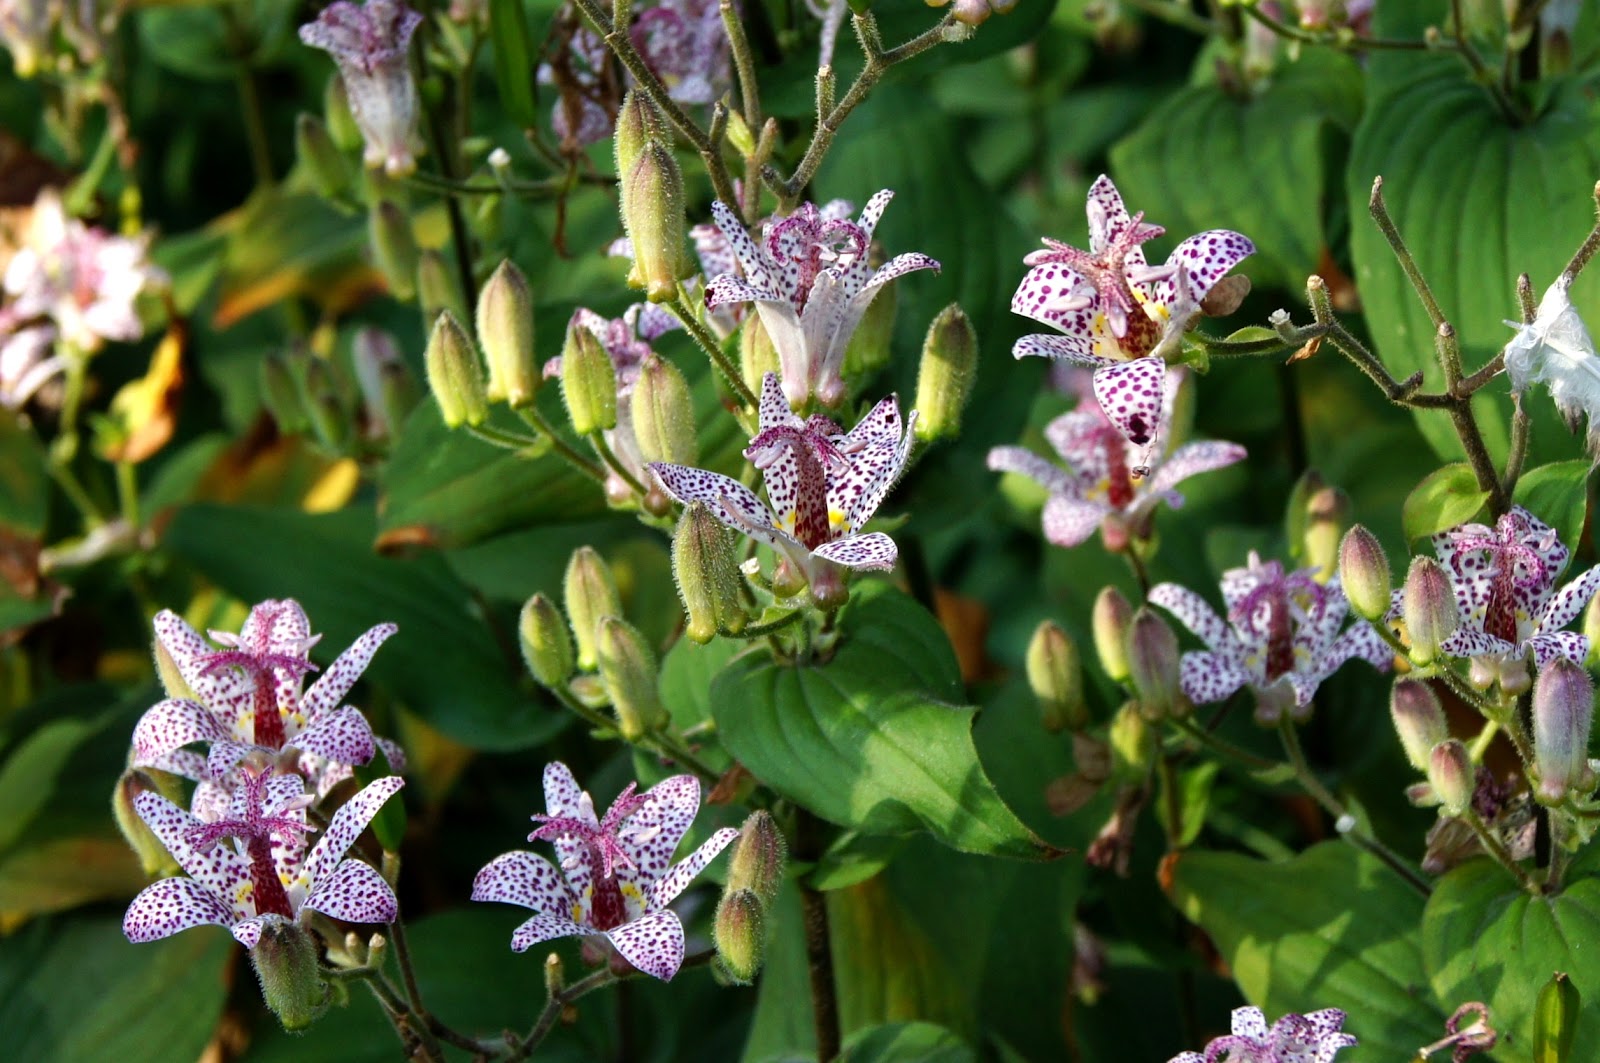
[811,532,898,570]
[649,463,796,559]
[758,371,800,431]
[304,858,399,924]
[205,740,256,781]
[302,776,404,887]
[1178,650,1252,704]
[1230,1006,1269,1041]
[1541,565,1600,633]
[541,761,593,898]
[1152,230,1254,307]
[374,735,407,773]
[986,446,1074,496]
[1092,357,1166,453]
[704,272,784,310]
[1150,583,1242,656]
[123,877,234,942]
[1084,175,1136,255]
[153,610,251,721]
[300,623,397,723]
[605,909,686,980]
[1440,627,1518,659]
[232,916,268,949]
[133,792,249,904]
[1012,331,1106,366]
[1011,262,1098,334]
[510,913,592,953]
[649,827,739,909]
[132,698,228,762]
[615,775,702,897]
[1320,619,1394,675]
[1146,441,1247,496]
[472,851,578,913]
[832,399,911,531]
[1041,494,1107,548]
[291,705,377,767]
[1530,630,1589,667]
[144,749,207,782]
[707,200,775,290]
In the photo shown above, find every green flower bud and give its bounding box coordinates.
[296,113,351,202]
[595,616,667,740]
[544,952,565,996]
[249,920,330,1031]
[423,311,488,428]
[324,75,363,151]
[726,810,787,906]
[672,502,746,643]
[1390,679,1447,772]
[559,320,617,434]
[1092,587,1135,684]
[1303,485,1350,582]
[351,327,414,440]
[1585,594,1600,670]
[1026,619,1086,733]
[306,386,351,452]
[369,200,419,301]
[261,352,309,434]
[418,249,469,334]
[713,888,766,984]
[1108,702,1154,781]
[621,141,688,303]
[1338,524,1391,622]
[477,260,538,407]
[913,303,977,443]
[1427,738,1474,817]
[112,769,182,878]
[1534,972,1579,1063]
[1402,556,1458,666]
[1283,469,1327,567]
[1127,607,1184,720]
[564,546,622,671]
[1533,656,1595,803]
[519,592,575,688]
[614,90,667,187]
[842,277,896,379]
[632,355,697,466]
[739,314,780,396]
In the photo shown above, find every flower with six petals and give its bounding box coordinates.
[1168,1005,1356,1063]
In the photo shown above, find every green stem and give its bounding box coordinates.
[722,609,804,639]
[506,967,617,1061]
[1170,715,1278,771]
[1562,181,1600,282]
[234,67,275,188]
[668,292,758,412]
[588,430,648,496]
[115,461,140,531]
[796,810,841,1063]
[1467,719,1501,762]
[1369,178,1447,329]
[1449,0,1524,125]
[515,406,609,481]
[1118,0,1215,35]
[1240,1,1431,50]
[465,422,550,451]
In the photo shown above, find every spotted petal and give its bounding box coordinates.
[1319,620,1393,675]
[811,532,898,570]
[1150,583,1243,657]
[1084,174,1138,257]
[1092,357,1166,452]
[649,462,795,559]
[123,876,235,942]
[605,908,686,980]
[1146,441,1247,497]
[304,858,399,924]
[986,445,1074,496]
[1011,263,1098,334]
[616,775,702,897]
[471,851,578,913]
[1177,650,1252,704]
[707,200,777,292]
[301,623,397,722]
[1230,1006,1269,1040]
[649,827,739,909]
[704,272,785,312]
[1439,626,1518,659]
[509,913,592,953]
[1530,630,1589,667]
[133,792,250,907]
[831,400,913,530]
[1041,494,1108,548]
[1012,331,1106,366]
[301,776,404,888]
[542,761,594,899]
[1540,565,1600,633]
[757,371,800,431]
[153,610,252,722]
[291,705,378,767]
[132,697,229,762]
[1150,229,1254,308]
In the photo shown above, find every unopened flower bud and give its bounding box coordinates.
[423,311,488,428]
[1302,485,1349,582]
[1092,587,1135,683]
[1499,654,1532,697]
[1403,556,1458,665]
[249,920,330,1031]
[305,385,351,452]
[564,546,622,671]
[1127,608,1183,720]
[621,141,688,303]
[1533,656,1595,803]
[632,355,697,466]
[672,502,745,643]
[477,260,538,407]
[913,302,977,443]
[1283,469,1326,563]
[739,314,780,395]
[714,888,766,984]
[112,769,182,877]
[369,200,418,300]
[1428,739,1474,816]
[726,810,787,905]
[418,249,469,334]
[351,327,413,440]
[1108,702,1154,780]
[1390,679,1447,772]
[296,113,351,202]
[1026,619,1086,732]
[544,952,564,996]
[559,319,617,434]
[842,276,896,380]
[1585,595,1600,669]
[808,559,849,611]
[261,352,310,434]
[1339,524,1391,621]
[596,616,668,740]
[614,90,667,185]
[519,592,575,687]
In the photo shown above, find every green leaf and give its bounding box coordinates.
[1168,842,1443,1058]
[1402,463,1489,541]
[1422,861,1600,1063]
[487,0,539,129]
[1513,461,1592,554]
[1154,761,1219,849]
[838,1022,975,1063]
[710,582,1055,860]
[658,628,742,733]
[1109,49,1364,293]
[0,412,47,534]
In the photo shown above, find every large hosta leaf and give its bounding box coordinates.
[710,582,1054,860]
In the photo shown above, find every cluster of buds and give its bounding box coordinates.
[420,259,545,431]
[261,331,419,453]
[712,810,787,984]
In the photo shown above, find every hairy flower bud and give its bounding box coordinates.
[713,888,766,984]
[352,327,414,440]
[477,260,538,407]
[672,502,746,643]
[559,320,617,434]
[1339,524,1392,622]
[519,592,575,688]
[543,952,565,996]
[621,141,688,303]
[423,311,488,428]
[1533,656,1595,803]
[1092,587,1135,683]
[842,276,897,379]
[913,302,978,443]
[1303,485,1349,582]
[632,355,697,466]
[261,352,310,435]
[296,113,351,202]
[250,920,331,1031]
[1108,702,1154,780]
[1403,556,1458,666]
[112,769,183,878]
[726,810,787,906]
[369,200,418,300]
[564,546,622,672]
[1391,679,1448,772]
[1027,619,1086,733]
[614,90,667,186]
[1585,594,1600,669]
[596,616,668,740]
[1283,469,1326,562]
[1127,608,1184,720]
[418,249,469,334]
[1428,739,1474,817]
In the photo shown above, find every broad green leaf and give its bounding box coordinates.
[488,0,539,128]
[0,412,46,534]
[1422,861,1600,1063]
[807,831,907,892]
[838,1022,975,1063]
[658,634,741,733]
[1402,463,1489,541]
[1168,842,1443,1058]
[1513,461,1591,554]
[711,582,1055,860]
[1110,49,1364,294]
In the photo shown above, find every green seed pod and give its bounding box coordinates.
[564,546,622,671]
[632,355,697,466]
[369,200,418,301]
[519,592,574,688]
[595,616,668,740]
[543,952,565,997]
[418,249,469,335]
[1026,619,1086,733]
[250,920,331,1031]
[423,311,488,428]
[477,260,538,407]
[1108,702,1155,781]
[559,320,618,434]
[621,141,689,304]
[725,810,787,906]
[672,502,746,643]
[713,888,766,984]
[1092,587,1135,684]
[1338,524,1391,622]
[913,302,978,443]
[1283,469,1327,568]
[296,113,351,202]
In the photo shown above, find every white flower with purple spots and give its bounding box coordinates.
[987,366,1245,547]
[1427,506,1600,667]
[472,762,738,981]
[649,371,915,592]
[1168,1005,1356,1063]
[704,190,941,407]
[1011,175,1252,463]
[631,0,730,106]
[132,600,404,813]
[123,768,404,948]
[299,0,424,177]
[1151,553,1391,723]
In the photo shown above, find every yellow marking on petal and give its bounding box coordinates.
[828,508,847,529]
[570,903,584,922]
[621,883,643,902]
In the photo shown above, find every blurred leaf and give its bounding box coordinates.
[808,831,906,892]
[101,325,186,464]
[1402,463,1489,541]
[711,582,1056,860]
[214,188,380,328]
[1513,460,1591,553]
[138,5,241,81]
[1423,860,1600,1063]
[0,411,46,533]
[165,503,565,751]
[659,634,741,732]
[1155,761,1219,849]
[1110,49,1364,294]
[488,0,539,129]
[838,1022,974,1062]
[1168,842,1443,1058]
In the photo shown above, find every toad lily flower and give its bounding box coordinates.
[705,190,940,407]
[1151,553,1391,723]
[1428,505,1600,666]
[133,600,403,811]
[472,762,738,981]
[649,372,915,596]
[1012,175,1252,461]
[123,769,404,947]
[1169,1006,1356,1063]
[299,0,424,176]
[631,0,730,106]
[987,366,1244,547]
[1503,275,1600,456]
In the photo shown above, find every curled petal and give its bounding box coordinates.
[1530,630,1589,667]
[132,698,229,762]
[1177,650,1252,705]
[302,776,404,887]
[605,909,686,980]
[300,623,397,722]
[291,705,378,767]
[471,851,577,913]
[649,827,739,909]
[1012,331,1105,366]
[1439,627,1518,660]
[1041,494,1107,548]
[1540,565,1600,633]
[304,858,399,925]
[1152,230,1254,307]
[510,913,591,953]
[1145,441,1247,497]
[123,877,235,942]
[986,445,1074,496]
[1091,357,1166,453]
[811,532,898,571]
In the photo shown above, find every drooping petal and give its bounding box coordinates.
[374,736,407,772]
[649,462,798,559]
[811,532,898,570]
[123,877,235,942]
[300,623,397,722]
[648,827,739,909]
[1145,441,1248,497]
[1011,263,1098,334]
[143,748,207,782]
[510,913,592,953]
[704,272,785,311]
[232,916,268,949]
[133,792,250,905]
[303,858,399,924]
[1151,230,1255,307]
[830,400,911,531]
[291,705,378,767]
[132,698,229,762]
[471,851,579,914]
[1041,494,1108,548]
[1177,650,1252,705]
[1321,619,1394,674]
[302,776,405,887]
[205,740,256,781]
[1440,627,1518,659]
[1092,357,1166,452]
[1149,583,1243,656]
[986,446,1075,496]
[1529,630,1589,667]
[1540,565,1600,633]
[605,909,686,980]
[1012,331,1105,366]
